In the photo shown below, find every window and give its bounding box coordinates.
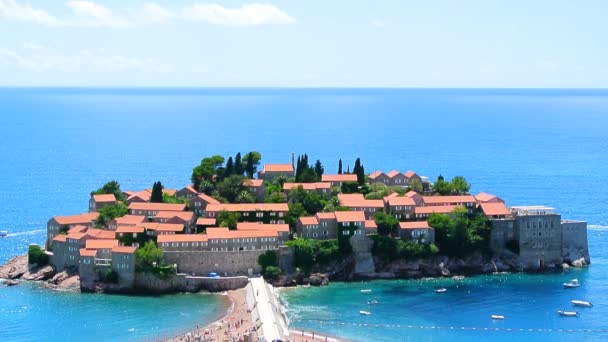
[342,230,350,236]
[279,212,284,217]
[256,212,264,218]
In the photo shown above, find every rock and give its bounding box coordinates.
[305,273,329,286]
[562,263,570,269]
[0,254,28,279]
[22,265,55,281]
[2,279,19,286]
[49,271,70,285]
[571,258,586,268]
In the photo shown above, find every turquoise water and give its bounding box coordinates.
[1,88,608,341]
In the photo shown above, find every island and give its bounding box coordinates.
[0,152,591,341]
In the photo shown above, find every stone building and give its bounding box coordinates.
[88,194,117,212]
[398,221,435,244]
[257,164,294,181]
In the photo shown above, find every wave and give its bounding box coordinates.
[588,225,608,231]
[5,229,45,237]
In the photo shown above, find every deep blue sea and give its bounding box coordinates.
[1,88,607,341]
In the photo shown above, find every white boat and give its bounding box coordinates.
[435,288,447,293]
[360,289,372,293]
[360,310,371,316]
[491,315,505,320]
[563,279,581,288]
[571,300,593,307]
[557,310,579,317]
[367,299,378,305]
[0,231,7,237]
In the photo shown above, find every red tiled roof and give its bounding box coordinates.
[128,202,186,212]
[475,192,504,203]
[141,222,184,232]
[399,221,431,230]
[154,211,195,220]
[115,226,145,234]
[405,191,420,198]
[338,193,365,202]
[263,164,294,173]
[92,194,117,203]
[163,189,177,196]
[480,202,511,216]
[206,203,288,213]
[66,232,88,240]
[368,170,385,179]
[85,239,118,249]
[68,225,87,234]
[236,222,289,233]
[196,218,216,226]
[243,179,264,187]
[112,246,137,254]
[79,248,96,257]
[158,234,208,243]
[404,171,417,178]
[385,197,416,207]
[180,185,199,194]
[53,213,99,225]
[365,220,377,229]
[283,182,331,191]
[321,174,357,182]
[53,235,67,242]
[386,170,400,178]
[193,193,221,205]
[316,212,336,220]
[112,215,146,225]
[206,227,278,239]
[422,195,476,205]
[128,190,151,201]
[299,216,319,225]
[85,228,116,239]
[340,199,384,208]
[415,206,461,215]
[334,211,366,223]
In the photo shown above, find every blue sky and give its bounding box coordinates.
[0,0,606,87]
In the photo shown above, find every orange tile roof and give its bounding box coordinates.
[79,248,97,257]
[85,229,116,239]
[155,211,194,220]
[243,179,264,187]
[85,239,119,249]
[399,221,431,229]
[128,202,186,212]
[315,212,336,220]
[405,191,420,198]
[92,194,117,203]
[115,226,145,234]
[415,206,460,214]
[386,197,416,207]
[263,164,294,173]
[180,185,199,194]
[334,211,366,223]
[236,222,289,233]
[196,218,216,226]
[365,220,377,229]
[68,225,88,234]
[157,234,209,243]
[340,199,384,208]
[53,235,67,242]
[404,171,417,178]
[283,182,331,191]
[337,193,365,202]
[112,215,146,225]
[123,190,135,197]
[475,192,503,203]
[386,170,401,178]
[128,190,151,201]
[206,203,289,213]
[422,195,476,205]
[321,174,357,182]
[141,223,184,232]
[66,232,88,240]
[299,216,319,225]
[206,227,278,239]
[480,202,511,216]
[193,193,221,205]
[53,213,99,225]
[163,189,177,196]
[112,246,137,254]
[368,170,385,179]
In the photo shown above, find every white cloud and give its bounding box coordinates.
[0,44,172,73]
[0,0,60,26]
[182,3,294,26]
[0,1,294,28]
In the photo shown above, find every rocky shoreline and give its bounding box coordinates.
[0,254,81,291]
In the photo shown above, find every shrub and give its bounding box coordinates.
[263,266,282,280]
[101,268,119,283]
[258,250,278,269]
[28,245,48,266]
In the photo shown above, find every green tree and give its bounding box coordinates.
[434,175,451,195]
[91,180,126,202]
[198,180,215,195]
[28,245,48,265]
[234,152,244,176]
[95,203,128,227]
[286,203,307,228]
[427,207,491,257]
[285,238,317,272]
[341,181,360,194]
[236,190,256,203]
[191,155,225,189]
[263,266,282,279]
[225,157,234,177]
[338,159,343,174]
[150,181,163,203]
[258,250,278,269]
[450,176,471,195]
[374,212,399,236]
[314,160,324,179]
[299,168,318,183]
[265,192,287,203]
[217,210,240,230]
[353,158,365,184]
[408,178,424,193]
[243,151,262,178]
[135,241,163,269]
[216,175,247,203]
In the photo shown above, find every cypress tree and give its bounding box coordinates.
[150,181,163,203]
[338,159,343,174]
[314,160,324,179]
[225,156,234,177]
[358,164,365,185]
[245,153,255,178]
[295,155,302,181]
[234,152,243,175]
[346,165,350,174]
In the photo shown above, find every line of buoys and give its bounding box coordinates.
[300,320,608,333]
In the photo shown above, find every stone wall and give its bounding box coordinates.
[516,214,563,268]
[163,250,264,276]
[561,220,590,263]
[489,218,515,253]
[133,273,248,293]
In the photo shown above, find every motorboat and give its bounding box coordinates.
[563,279,581,288]
[491,315,505,320]
[360,289,372,293]
[571,300,593,307]
[367,299,378,305]
[557,310,579,317]
[360,310,371,316]
[0,231,7,237]
[435,288,447,293]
